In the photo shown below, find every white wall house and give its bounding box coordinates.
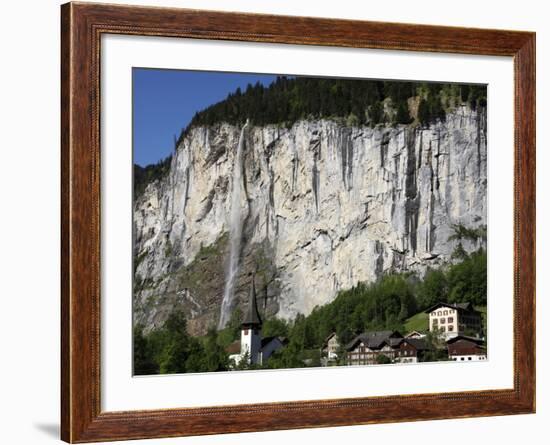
[321,333,340,363]
[425,302,482,340]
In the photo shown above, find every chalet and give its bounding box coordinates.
[405,330,426,339]
[425,302,482,340]
[321,333,340,364]
[393,338,429,364]
[345,331,403,366]
[446,335,487,362]
[226,277,286,367]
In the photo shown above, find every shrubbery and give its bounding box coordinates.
[133,310,229,375]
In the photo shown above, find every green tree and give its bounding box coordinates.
[376,354,392,364]
[182,337,207,373]
[262,317,289,338]
[417,268,448,309]
[157,310,193,374]
[447,249,487,306]
[451,242,468,260]
[198,328,230,372]
[395,100,412,124]
[420,331,448,362]
[133,324,158,375]
[369,101,384,125]
[417,98,429,124]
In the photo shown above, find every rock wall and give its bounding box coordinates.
[133,106,487,335]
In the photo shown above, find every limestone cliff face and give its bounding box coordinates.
[133,106,486,335]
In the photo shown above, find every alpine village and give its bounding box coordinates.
[226,274,486,369]
[134,257,487,373]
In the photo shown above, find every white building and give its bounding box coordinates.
[320,333,340,366]
[425,302,482,340]
[321,333,340,360]
[227,277,285,367]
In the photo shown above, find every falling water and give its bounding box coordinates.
[218,121,249,329]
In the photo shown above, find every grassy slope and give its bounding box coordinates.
[404,311,429,333]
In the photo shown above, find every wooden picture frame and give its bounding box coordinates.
[61,1,535,442]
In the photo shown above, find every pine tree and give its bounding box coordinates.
[417,98,429,125]
[395,100,411,124]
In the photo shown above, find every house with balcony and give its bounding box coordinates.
[393,338,429,364]
[345,331,430,365]
[425,302,482,340]
[344,331,403,365]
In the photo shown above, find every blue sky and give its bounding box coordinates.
[133,69,278,166]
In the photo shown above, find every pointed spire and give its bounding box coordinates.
[242,274,262,328]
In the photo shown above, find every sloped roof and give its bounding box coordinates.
[389,337,404,347]
[242,276,262,327]
[345,330,402,351]
[446,335,485,345]
[323,332,337,344]
[260,336,286,351]
[424,302,475,314]
[404,338,429,350]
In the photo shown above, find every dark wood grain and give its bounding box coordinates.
[60,2,536,442]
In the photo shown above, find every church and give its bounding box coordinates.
[226,277,286,367]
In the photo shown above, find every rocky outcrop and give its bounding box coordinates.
[133,106,487,334]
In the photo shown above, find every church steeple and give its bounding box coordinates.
[239,275,263,365]
[242,274,262,328]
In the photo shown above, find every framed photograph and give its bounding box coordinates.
[61,2,535,442]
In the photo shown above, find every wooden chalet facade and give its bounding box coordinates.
[345,331,430,365]
[393,338,430,363]
[447,335,487,362]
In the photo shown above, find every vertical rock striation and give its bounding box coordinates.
[133,106,486,334]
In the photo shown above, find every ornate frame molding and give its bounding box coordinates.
[61,2,535,442]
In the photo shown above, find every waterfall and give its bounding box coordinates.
[218,121,249,329]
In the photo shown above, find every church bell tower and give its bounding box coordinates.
[240,275,262,364]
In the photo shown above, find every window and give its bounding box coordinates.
[461,357,465,361]
[444,310,448,315]
[437,311,442,316]
[448,317,454,323]
[440,318,446,324]
[448,326,453,332]
[244,329,249,335]
[468,357,472,360]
